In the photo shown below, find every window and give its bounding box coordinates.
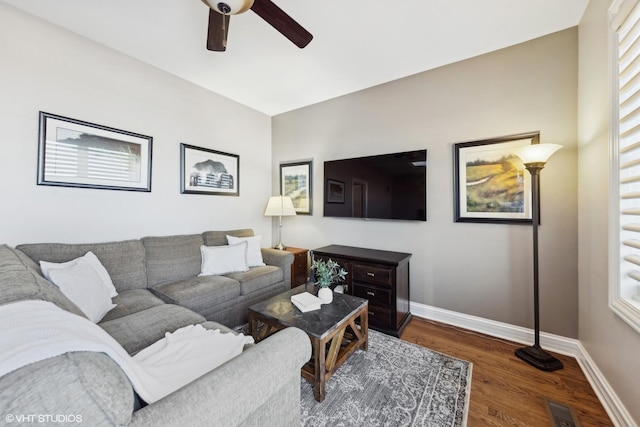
[610,0,640,333]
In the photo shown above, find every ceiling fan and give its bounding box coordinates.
[201,0,313,52]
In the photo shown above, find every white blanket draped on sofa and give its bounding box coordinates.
[0,300,253,403]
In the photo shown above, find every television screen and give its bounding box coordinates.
[323,150,427,221]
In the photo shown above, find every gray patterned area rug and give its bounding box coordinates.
[300,329,472,426]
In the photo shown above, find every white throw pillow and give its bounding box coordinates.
[40,251,118,298]
[199,242,249,276]
[226,235,265,267]
[46,258,117,322]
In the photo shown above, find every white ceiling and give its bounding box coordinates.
[3,0,588,116]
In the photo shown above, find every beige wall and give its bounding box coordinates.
[273,29,579,338]
[3,0,638,420]
[579,0,640,423]
[0,3,273,246]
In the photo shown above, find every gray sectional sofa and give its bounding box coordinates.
[0,229,311,426]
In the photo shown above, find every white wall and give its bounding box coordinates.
[273,29,579,338]
[578,0,640,423]
[0,3,273,246]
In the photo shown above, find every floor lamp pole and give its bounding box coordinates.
[514,163,563,371]
[532,168,541,348]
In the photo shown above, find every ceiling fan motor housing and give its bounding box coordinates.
[202,0,313,51]
[202,0,254,15]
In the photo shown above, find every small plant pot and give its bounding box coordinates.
[317,287,333,304]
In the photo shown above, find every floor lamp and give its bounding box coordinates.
[511,143,563,372]
[264,195,297,250]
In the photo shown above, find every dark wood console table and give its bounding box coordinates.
[311,245,412,337]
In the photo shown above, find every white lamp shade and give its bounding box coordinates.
[202,0,253,14]
[264,196,297,217]
[511,143,562,164]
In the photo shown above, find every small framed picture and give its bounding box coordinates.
[280,160,312,215]
[326,179,345,204]
[453,132,539,224]
[180,143,239,196]
[37,112,152,192]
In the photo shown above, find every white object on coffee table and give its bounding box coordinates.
[317,287,333,304]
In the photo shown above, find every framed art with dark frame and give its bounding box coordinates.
[37,112,153,192]
[180,143,239,196]
[280,160,313,215]
[453,132,540,224]
[326,179,345,204]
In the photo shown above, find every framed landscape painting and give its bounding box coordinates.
[453,132,539,224]
[280,160,312,214]
[180,143,239,196]
[37,112,152,192]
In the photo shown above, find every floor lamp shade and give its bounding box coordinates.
[512,143,563,372]
[511,144,562,166]
[264,196,296,250]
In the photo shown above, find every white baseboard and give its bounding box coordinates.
[574,342,638,427]
[410,301,637,427]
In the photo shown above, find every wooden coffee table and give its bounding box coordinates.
[248,285,368,402]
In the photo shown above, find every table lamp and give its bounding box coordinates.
[264,195,297,250]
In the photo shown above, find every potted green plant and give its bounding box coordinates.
[311,258,347,303]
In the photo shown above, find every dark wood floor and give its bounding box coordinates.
[400,317,613,426]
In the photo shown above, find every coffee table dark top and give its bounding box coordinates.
[248,285,368,340]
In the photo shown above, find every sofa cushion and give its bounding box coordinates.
[46,259,117,323]
[100,289,165,323]
[0,245,86,318]
[0,245,40,272]
[203,282,285,327]
[225,265,283,295]
[142,234,203,287]
[41,251,118,298]
[227,234,265,267]
[16,240,146,292]
[0,352,133,426]
[199,242,249,276]
[151,275,241,315]
[99,304,206,355]
[202,229,254,246]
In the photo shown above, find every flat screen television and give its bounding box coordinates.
[323,149,427,221]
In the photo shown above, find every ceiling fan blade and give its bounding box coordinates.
[250,0,313,48]
[207,9,230,52]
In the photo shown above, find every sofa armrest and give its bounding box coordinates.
[129,327,311,427]
[261,248,294,288]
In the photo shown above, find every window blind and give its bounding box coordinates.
[617,0,640,305]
